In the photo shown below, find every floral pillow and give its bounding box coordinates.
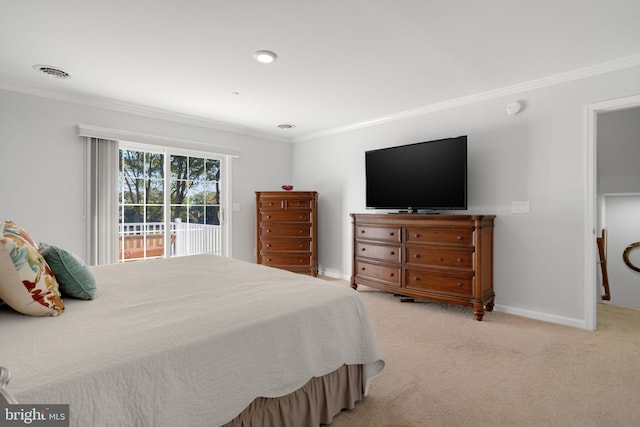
[0,220,64,316]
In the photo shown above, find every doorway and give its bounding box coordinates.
[586,95,640,330]
[118,142,230,262]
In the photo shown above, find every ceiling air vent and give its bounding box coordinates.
[33,64,71,79]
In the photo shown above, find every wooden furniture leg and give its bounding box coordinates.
[597,229,611,301]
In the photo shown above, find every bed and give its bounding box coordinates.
[0,254,385,426]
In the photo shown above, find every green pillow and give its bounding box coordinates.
[39,243,96,300]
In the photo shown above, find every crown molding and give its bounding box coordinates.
[0,79,292,143]
[294,54,640,143]
[3,53,640,145]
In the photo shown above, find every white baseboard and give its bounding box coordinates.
[319,268,590,330]
[494,304,589,330]
[317,268,350,281]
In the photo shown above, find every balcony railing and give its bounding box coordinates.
[118,221,221,261]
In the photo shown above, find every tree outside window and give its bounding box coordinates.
[119,148,222,261]
[170,155,221,226]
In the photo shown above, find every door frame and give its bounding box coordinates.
[584,94,640,330]
[119,140,232,259]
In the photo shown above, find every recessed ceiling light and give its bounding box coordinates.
[277,124,295,129]
[32,64,71,79]
[254,50,277,64]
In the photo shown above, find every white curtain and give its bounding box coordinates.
[86,137,119,265]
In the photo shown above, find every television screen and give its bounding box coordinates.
[365,136,467,212]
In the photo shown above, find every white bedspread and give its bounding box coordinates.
[0,255,384,426]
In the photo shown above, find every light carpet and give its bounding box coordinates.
[328,284,640,427]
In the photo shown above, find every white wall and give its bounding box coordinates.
[0,89,292,263]
[598,107,640,193]
[291,64,640,328]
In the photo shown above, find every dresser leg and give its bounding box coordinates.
[473,304,485,321]
[350,282,358,290]
[485,299,495,312]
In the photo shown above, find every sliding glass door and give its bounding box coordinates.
[118,144,226,262]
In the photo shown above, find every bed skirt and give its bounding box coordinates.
[222,364,363,427]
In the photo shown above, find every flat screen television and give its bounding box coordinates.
[365,135,467,212]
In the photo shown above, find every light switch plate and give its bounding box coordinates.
[511,201,530,214]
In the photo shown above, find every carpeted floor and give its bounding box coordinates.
[326,282,640,427]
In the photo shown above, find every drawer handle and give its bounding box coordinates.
[361,247,366,251]
[299,230,304,234]
[457,235,463,241]
[266,229,272,233]
[266,244,271,248]
[390,251,395,255]
[266,215,271,219]
[457,258,463,262]
[390,232,395,236]
[414,234,420,238]
[414,254,420,258]
[361,267,366,271]
[414,277,420,281]
[389,273,394,277]
[361,230,366,234]
[456,282,463,287]
[267,258,272,262]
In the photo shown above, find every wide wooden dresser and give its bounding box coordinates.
[256,191,318,276]
[350,213,495,320]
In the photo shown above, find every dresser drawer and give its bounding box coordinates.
[405,246,473,269]
[355,241,401,263]
[259,199,314,210]
[405,269,473,297]
[355,225,402,243]
[259,199,285,210]
[284,199,314,209]
[405,227,474,246]
[355,260,401,287]
[259,211,311,222]
[261,223,311,237]
[261,238,312,251]
[261,254,312,266]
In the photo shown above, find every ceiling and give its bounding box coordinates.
[1,0,640,142]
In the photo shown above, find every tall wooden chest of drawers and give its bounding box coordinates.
[256,191,318,276]
[350,213,495,320]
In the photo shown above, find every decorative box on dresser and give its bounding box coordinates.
[256,191,318,276]
[350,213,495,320]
